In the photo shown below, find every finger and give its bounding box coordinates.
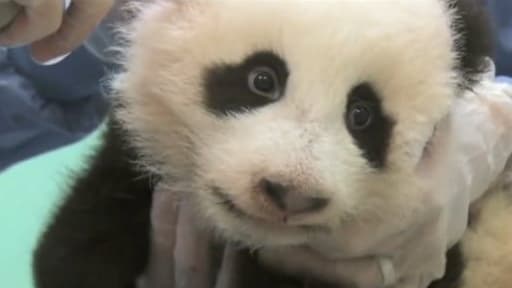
[174,202,212,288]
[144,186,180,288]
[30,0,114,62]
[0,0,63,46]
[259,247,383,288]
[14,0,45,6]
[0,2,21,30]
[214,245,239,288]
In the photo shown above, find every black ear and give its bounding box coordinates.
[448,0,495,87]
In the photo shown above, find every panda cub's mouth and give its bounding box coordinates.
[212,187,326,232]
[213,187,248,219]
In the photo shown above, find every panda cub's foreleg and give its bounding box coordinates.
[32,119,155,288]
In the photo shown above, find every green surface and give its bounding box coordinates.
[0,128,103,288]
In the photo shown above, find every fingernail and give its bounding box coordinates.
[378,257,396,287]
[64,0,72,9]
[33,52,71,66]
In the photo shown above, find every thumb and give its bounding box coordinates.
[0,2,21,30]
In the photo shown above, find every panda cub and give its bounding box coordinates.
[33,0,494,288]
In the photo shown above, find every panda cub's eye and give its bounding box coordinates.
[248,67,281,100]
[347,102,374,130]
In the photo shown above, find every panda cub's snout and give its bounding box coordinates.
[213,168,331,224]
[234,177,329,224]
[254,177,330,220]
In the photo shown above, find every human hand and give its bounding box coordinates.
[142,65,512,288]
[257,72,512,288]
[0,0,114,62]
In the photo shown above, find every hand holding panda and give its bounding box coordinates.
[31,1,507,288]
[137,69,512,288]
[257,67,512,288]
[139,74,512,288]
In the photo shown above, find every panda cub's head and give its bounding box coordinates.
[115,0,491,247]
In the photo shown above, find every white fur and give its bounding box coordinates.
[114,0,460,248]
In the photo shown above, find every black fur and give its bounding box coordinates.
[345,83,395,168]
[449,0,494,87]
[203,51,289,116]
[33,118,155,288]
[428,244,465,288]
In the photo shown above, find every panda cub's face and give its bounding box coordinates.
[118,0,459,247]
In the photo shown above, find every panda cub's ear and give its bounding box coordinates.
[448,0,494,88]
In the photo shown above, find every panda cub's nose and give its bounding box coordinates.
[259,178,329,215]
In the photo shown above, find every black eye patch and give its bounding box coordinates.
[344,83,395,168]
[203,51,289,116]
